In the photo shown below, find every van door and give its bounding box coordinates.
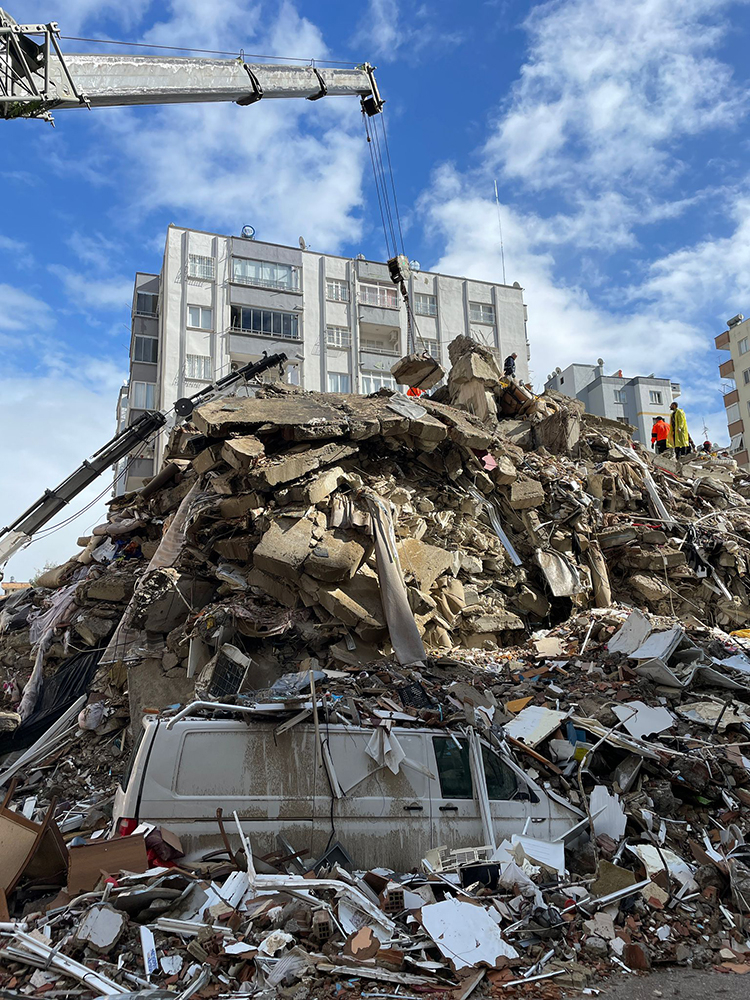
[326,729,434,871]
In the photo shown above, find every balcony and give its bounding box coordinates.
[231,273,300,293]
[735,450,749,468]
[719,358,735,378]
[729,418,745,438]
[724,389,739,408]
[715,330,731,349]
[670,382,681,399]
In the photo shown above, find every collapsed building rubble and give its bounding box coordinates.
[1,338,750,993]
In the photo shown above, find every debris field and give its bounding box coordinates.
[1,338,750,996]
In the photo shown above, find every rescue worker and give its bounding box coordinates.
[504,352,518,378]
[702,440,712,454]
[406,386,424,398]
[651,416,669,454]
[668,401,690,457]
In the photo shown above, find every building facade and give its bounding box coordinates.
[544,362,681,445]
[715,314,749,468]
[116,224,530,492]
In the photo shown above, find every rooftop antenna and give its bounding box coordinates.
[493,179,507,285]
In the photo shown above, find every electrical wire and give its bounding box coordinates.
[59,35,358,66]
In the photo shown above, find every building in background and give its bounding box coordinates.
[544,361,681,445]
[115,224,530,492]
[715,313,749,468]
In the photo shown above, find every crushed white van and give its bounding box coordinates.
[113,714,582,869]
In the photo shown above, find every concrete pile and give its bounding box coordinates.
[1,340,750,990]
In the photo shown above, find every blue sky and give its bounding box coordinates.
[2,0,750,578]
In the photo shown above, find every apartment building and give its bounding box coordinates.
[544,361,681,445]
[115,224,530,492]
[715,313,749,468]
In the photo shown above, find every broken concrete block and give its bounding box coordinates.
[304,530,369,583]
[390,353,445,391]
[397,537,453,591]
[448,351,502,385]
[191,443,224,474]
[193,395,349,439]
[630,572,671,603]
[251,442,356,489]
[220,435,264,471]
[492,455,517,485]
[468,611,524,632]
[253,518,315,579]
[74,903,127,954]
[509,479,545,510]
[86,575,131,602]
[213,535,254,563]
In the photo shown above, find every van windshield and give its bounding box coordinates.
[120,722,146,791]
[432,737,519,800]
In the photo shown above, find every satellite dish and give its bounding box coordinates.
[241,225,256,240]
[299,237,307,250]
[409,259,421,272]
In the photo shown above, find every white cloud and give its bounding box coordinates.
[352,0,464,60]
[0,284,51,332]
[21,0,151,35]
[49,265,133,311]
[0,363,126,583]
[489,0,748,196]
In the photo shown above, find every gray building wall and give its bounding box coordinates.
[116,226,530,492]
[545,363,680,445]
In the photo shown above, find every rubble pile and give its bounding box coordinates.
[1,339,750,992]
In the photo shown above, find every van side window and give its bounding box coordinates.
[482,745,518,800]
[433,737,473,799]
[121,723,146,791]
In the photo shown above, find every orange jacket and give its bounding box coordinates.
[652,419,669,443]
[406,386,424,397]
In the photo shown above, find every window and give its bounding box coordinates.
[232,257,298,291]
[361,372,396,394]
[130,381,155,410]
[744,369,750,385]
[469,302,495,325]
[740,337,749,355]
[614,389,625,403]
[730,433,744,453]
[133,335,158,364]
[414,292,437,317]
[286,365,301,386]
[135,291,158,316]
[433,737,472,799]
[617,416,630,424]
[230,305,300,340]
[186,354,212,380]
[327,372,351,393]
[326,326,351,350]
[360,283,398,309]
[481,745,518,801]
[326,278,349,302]
[361,336,398,355]
[187,305,213,330]
[188,254,215,280]
[726,402,740,424]
[421,340,440,359]
[560,376,564,384]
[649,390,663,404]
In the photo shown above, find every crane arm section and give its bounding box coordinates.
[0,12,382,121]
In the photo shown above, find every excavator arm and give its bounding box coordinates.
[0,11,383,122]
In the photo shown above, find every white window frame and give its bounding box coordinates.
[231,257,299,291]
[360,335,399,356]
[326,278,350,302]
[743,369,750,385]
[285,365,301,386]
[188,254,215,280]
[726,402,741,424]
[326,326,351,350]
[649,390,663,404]
[327,372,351,393]
[359,283,398,309]
[131,381,156,410]
[614,389,625,403]
[133,335,158,364]
[135,291,158,317]
[414,292,437,317]
[740,337,749,355]
[187,305,213,330]
[186,354,212,381]
[230,305,300,340]
[361,371,396,394]
[469,301,495,325]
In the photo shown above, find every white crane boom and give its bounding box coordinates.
[0,11,382,122]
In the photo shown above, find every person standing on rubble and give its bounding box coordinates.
[668,400,690,457]
[504,352,518,378]
[651,416,669,454]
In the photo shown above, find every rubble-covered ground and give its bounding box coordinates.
[1,339,750,996]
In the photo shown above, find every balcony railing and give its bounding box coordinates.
[715,330,731,349]
[230,325,301,341]
[231,274,300,292]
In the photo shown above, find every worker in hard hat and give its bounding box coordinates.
[668,401,690,457]
[406,386,424,398]
[504,352,518,378]
[651,416,669,454]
